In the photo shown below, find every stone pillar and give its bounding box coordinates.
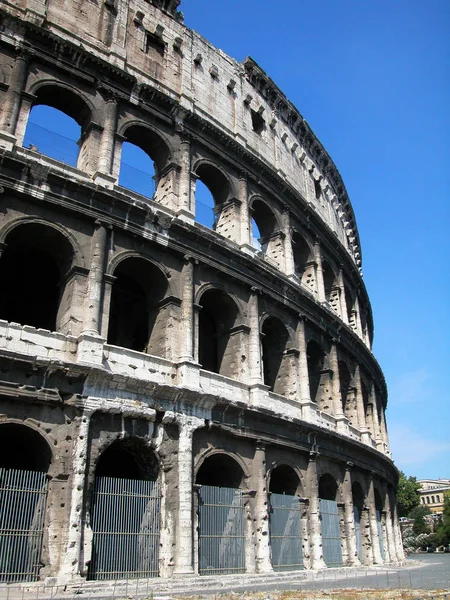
[337,501,349,564]
[338,267,348,324]
[83,221,108,335]
[59,407,93,581]
[0,50,29,143]
[174,415,205,575]
[329,342,344,419]
[282,207,295,276]
[390,491,405,562]
[354,365,370,440]
[248,288,262,384]
[367,477,384,565]
[297,316,311,402]
[379,405,390,454]
[94,96,118,185]
[251,442,272,573]
[380,510,391,563]
[299,498,311,569]
[384,492,396,563]
[179,256,195,362]
[369,383,382,448]
[314,238,325,302]
[239,172,251,247]
[178,136,192,218]
[306,452,326,569]
[342,464,360,566]
[354,296,363,337]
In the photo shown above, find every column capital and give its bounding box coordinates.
[176,413,205,436]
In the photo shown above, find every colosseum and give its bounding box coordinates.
[0,0,403,586]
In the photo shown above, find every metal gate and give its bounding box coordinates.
[88,476,161,580]
[319,498,343,567]
[270,493,303,571]
[198,485,245,575]
[376,509,385,560]
[0,468,48,583]
[354,506,363,561]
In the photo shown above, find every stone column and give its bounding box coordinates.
[379,405,390,454]
[239,172,251,247]
[329,342,344,419]
[354,296,363,337]
[248,288,262,384]
[282,207,295,276]
[178,136,192,217]
[83,221,108,335]
[306,452,326,569]
[390,491,405,562]
[338,267,348,324]
[354,365,370,444]
[251,442,272,573]
[342,464,360,566]
[59,407,94,581]
[179,256,195,362]
[299,498,311,569]
[367,477,384,565]
[0,50,29,142]
[94,96,118,184]
[380,510,391,563]
[384,492,396,563]
[314,238,326,302]
[368,383,382,448]
[297,316,311,402]
[174,414,205,575]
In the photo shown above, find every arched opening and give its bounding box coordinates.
[0,223,74,332]
[198,289,240,378]
[319,473,343,567]
[345,286,355,327]
[374,488,386,560]
[107,257,168,355]
[89,438,160,580]
[338,361,353,422]
[307,340,325,405]
[361,381,371,434]
[292,231,312,279]
[352,482,365,562]
[119,126,170,200]
[119,141,156,198]
[322,259,337,305]
[196,453,245,575]
[261,316,290,395]
[195,164,230,230]
[269,465,303,571]
[23,86,90,168]
[250,199,279,257]
[0,424,51,582]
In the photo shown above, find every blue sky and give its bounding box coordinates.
[25,1,449,479]
[183,0,450,479]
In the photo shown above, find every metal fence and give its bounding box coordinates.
[198,485,245,576]
[0,468,48,583]
[319,498,343,567]
[87,476,161,581]
[269,492,303,571]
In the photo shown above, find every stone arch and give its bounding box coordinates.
[338,359,354,423]
[292,230,314,277]
[269,464,301,495]
[0,422,52,472]
[107,255,170,355]
[322,258,340,312]
[197,287,243,379]
[0,220,78,333]
[249,196,282,260]
[193,160,233,230]
[94,436,160,481]
[319,473,339,501]
[196,451,246,488]
[260,314,292,395]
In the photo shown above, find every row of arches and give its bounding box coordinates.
[0,221,383,435]
[0,422,397,582]
[14,83,369,341]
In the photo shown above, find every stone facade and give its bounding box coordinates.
[0,0,403,585]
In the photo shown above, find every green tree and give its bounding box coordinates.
[396,471,420,517]
[436,492,450,546]
[409,505,431,535]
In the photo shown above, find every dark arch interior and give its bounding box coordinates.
[345,286,354,322]
[0,223,73,331]
[338,361,351,408]
[108,257,168,352]
[95,438,158,481]
[0,424,51,472]
[374,488,383,511]
[307,340,325,403]
[261,316,289,392]
[269,465,300,495]
[33,86,91,126]
[322,260,336,301]
[292,232,311,277]
[319,474,338,501]
[251,200,277,242]
[195,163,229,207]
[352,482,365,509]
[198,289,239,374]
[196,453,243,488]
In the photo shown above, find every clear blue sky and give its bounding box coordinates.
[183,0,450,480]
[26,1,449,480]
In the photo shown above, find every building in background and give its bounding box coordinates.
[0,0,403,585]
[418,479,450,515]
